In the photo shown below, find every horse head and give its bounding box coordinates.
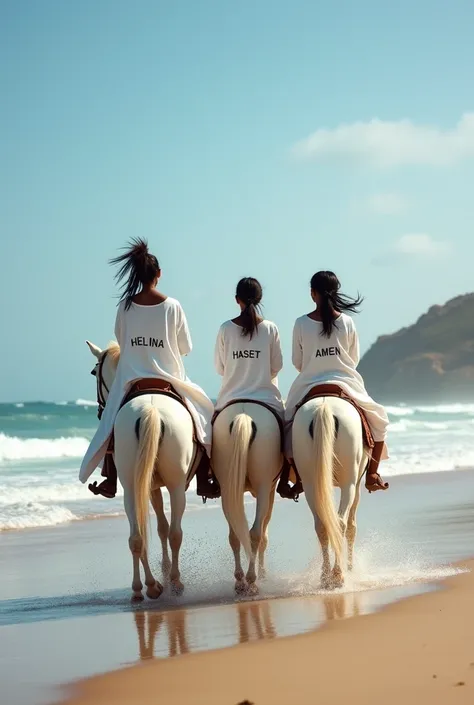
[86,340,120,412]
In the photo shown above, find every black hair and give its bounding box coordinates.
[310,270,363,338]
[110,238,160,310]
[236,277,263,340]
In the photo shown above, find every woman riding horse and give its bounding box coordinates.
[214,277,284,420]
[79,238,217,499]
[281,270,389,497]
[211,277,285,592]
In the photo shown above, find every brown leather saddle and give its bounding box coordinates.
[212,398,285,450]
[91,378,213,498]
[211,399,287,494]
[277,384,374,501]
[294,384,374,449]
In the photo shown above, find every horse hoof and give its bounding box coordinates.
[246,582,259,597]
[331,574,344,589]
[146,582,164,600]
[131,592,144,603]
[235,580,247,594]
[320,575,333,591]
[171,580,184,596]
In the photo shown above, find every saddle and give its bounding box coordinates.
[212,399,288,493]
[294,384,374,449]
[212,398,285,452]
[89,378,219,501]
[278,384,374,501]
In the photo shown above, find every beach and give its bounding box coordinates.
[4,0,474,701]
[1,464,473,705]
[63,560,474,705]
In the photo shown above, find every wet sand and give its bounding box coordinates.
[1,469,474,705]
[63,560,474,705]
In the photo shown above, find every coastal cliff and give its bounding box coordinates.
[358,293,474,403]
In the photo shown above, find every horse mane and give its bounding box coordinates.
[106,341,121,368]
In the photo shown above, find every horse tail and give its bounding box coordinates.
[134,404,161,555]
[312,402,343,565]
[223,413,253,561]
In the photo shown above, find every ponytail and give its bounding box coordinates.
[109,238,160,310]
[240,302,260,340]
[235,277,263,340]
[310,271,363,338]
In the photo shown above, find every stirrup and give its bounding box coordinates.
[196,480,221,503]
[277,481,301,502]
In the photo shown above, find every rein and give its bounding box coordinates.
[92,351,110,419]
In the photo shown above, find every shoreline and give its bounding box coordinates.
[2,467,474,705]
[2,464,474,535]
[61,559,473,705]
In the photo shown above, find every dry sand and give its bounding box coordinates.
[62,559,473,705]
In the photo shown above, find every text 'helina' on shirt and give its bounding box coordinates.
[131,337,165,348]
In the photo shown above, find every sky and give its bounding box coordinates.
[2,0,474,403]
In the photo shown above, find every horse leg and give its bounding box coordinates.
[330,483,356,588]
[229,528,246,593]
[347,479,362,571]
[304,489,332,588]
[123,485,145,602]
[140,550,164,599]
[220,488,248,593]
[122,475,163,601]
[258,488,275,580]
[246,487,272,591]
[168,485,186,594]
[314,517,332,589]
[151,487,171,579]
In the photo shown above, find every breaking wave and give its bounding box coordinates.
[0,434,89,462]
[0,502,79,530]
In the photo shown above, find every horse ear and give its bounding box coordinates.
[86,341,102,359]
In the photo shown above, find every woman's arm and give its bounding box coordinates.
[176,304,192,356]
[348,318,360,366]
[270,324,283,379]
[291,319,303,372]
[114,305,124,347]
[214,326,225,376]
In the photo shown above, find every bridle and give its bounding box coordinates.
[91,351,110,420]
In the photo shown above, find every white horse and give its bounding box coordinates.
[87,341,202,601]
[292,397,369,588]
[211,402,282,594]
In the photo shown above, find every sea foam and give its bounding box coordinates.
[0,433,89,462]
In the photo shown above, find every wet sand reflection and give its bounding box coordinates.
[135,610,189,659]
[322,591,361,622]
[133,590,362,662]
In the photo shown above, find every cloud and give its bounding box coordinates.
[394,234,450,256]
[293,113,474,167]
[373,234,451,266]
[368,192,407,215]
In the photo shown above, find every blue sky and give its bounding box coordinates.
[2,0,474,402]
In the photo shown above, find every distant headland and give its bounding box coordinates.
[359,293,474,403]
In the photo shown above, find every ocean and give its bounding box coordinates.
[1,400,474,532]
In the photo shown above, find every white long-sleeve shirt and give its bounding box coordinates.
[79,297,214,481]
[214,319,284,415]
[284,313,389,444]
